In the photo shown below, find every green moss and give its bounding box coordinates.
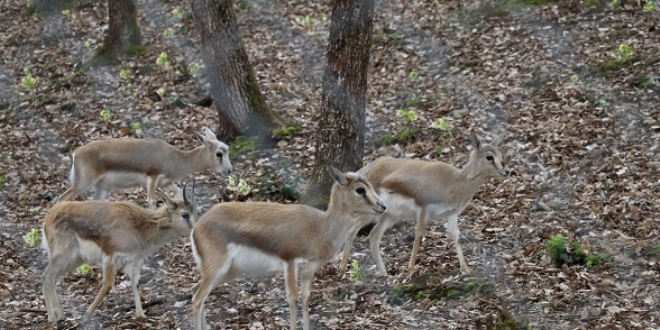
[585,254,610,268]
[388,276,493,305]
[545,235,586,266]
[230,136,259,155]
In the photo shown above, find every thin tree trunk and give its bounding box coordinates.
[192,0,282,143]
[91,0,142,65]
[302,0,375,206]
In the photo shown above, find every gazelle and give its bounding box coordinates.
[190,167,386,330]
[340,136,510,276]
[42,182,198,323]
[58,127,231,208]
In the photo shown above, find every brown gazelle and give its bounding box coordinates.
[190,167,386,330]
[58,127,231,208]
[42,183,198,323]
[340,136,510,276]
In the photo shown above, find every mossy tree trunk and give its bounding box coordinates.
[91,0,142,64]
[191,0,282,143]
[302,0,375,206]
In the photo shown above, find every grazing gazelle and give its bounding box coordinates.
[190,167,387,330]
[340,136,510,276]
[42,182,198,323]
[58,127,231,208]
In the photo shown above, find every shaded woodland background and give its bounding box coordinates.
[0,0,659,329]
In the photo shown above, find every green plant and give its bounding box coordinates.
[171,8,184,21]
[643,1,656,11]
[600,43,635,72]
[0,174,6,184]
[61,9,76,19]
[99,108,112,120]
[23,228,42,248]
[273,126,297,138]
[431,118,453,138]
[545,235,586,266]
[228,176,252,195]
[84,39,95,48]
[396,109,418,122]
[163,28,175,38]
[119,68,133,87]
[130,122,142,135]
[585,254,610,268]
[348,260,366,280]
[21,75,37,90]
[156,52,172,70]
[76,264,93,276]
[609,0,621,7]
[408,71,419,80]
[295,16,316,27]
[570,75,579,83]
[189,63,201,76]
[230,136,258,155]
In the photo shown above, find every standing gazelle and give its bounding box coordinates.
[58,127,231,208]
[42,183,198,323]
[190,167,386,330]
[340,136,510,276]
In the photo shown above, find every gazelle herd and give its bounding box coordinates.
[40,127,509,329]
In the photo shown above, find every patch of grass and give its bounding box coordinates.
[431,118,453,138]
[0,174,6,184]
[545,235,586,266]
[273,121,301,139]
[348,260,367,281]
[600,43,635,73]
[388,276,493,305]
[230,136,259,155]
[23,228,42,248]
[585,254,610,268]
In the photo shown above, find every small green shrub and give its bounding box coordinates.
[600,43,634,72]
[76,264,93,276]
[431,118,453,138]
[396,109,418,122]
[348,260,366,280]
[408,71,419,80]
[228,176,251,195]
[130,122,142,135]
[156,52,172,70]
[643,1,656,11]
[545,235,585,266]
[21,75,37,90]
[230,136,258,155]
[0,174,6,184]
[273,126,296,138]
[585,254,610,268]
[23,228,42,248]
[99,108,112,120]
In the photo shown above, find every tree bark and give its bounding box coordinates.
[302,0,375,206]
[91,0,142,65]
[192,0,282,143]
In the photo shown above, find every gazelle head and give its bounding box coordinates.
[472,135,510,178]
[160,180,198,231]
[195,127,232,176]
[328,166,387,216]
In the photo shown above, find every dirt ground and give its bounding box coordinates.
[1,0,659,329]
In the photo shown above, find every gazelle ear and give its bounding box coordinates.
[491,134,504,147]
[195,131,211,148]
[328,166,348,186]
[203,127,217,140]
[473,136,482,152]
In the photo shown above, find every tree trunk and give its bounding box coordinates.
[192,0,282,143]
[302,0,375,206]
[91,0,142,65]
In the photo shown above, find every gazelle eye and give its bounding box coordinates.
[356,187,366,196]
[182,213,190,221]
[215,152,223,159]
[486,155,494,162]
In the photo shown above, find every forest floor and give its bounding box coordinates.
[1,0,659,329]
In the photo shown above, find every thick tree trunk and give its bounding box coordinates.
[192,0,282,143]
[91,0,142,64]
[302,0,375,206]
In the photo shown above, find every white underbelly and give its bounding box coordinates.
[379,192,452,220]
[227,243,288,276]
